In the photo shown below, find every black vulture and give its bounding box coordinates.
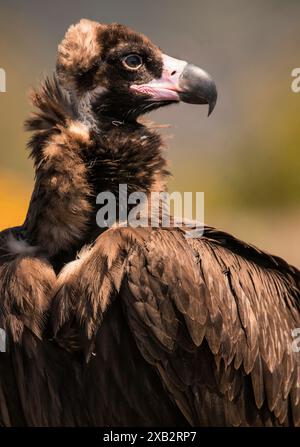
[0,19,299,427]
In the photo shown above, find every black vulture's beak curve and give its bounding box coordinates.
[130,54,217,116]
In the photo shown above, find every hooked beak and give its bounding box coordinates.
[130,54,217,116]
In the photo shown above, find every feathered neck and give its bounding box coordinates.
[23,76,169,261]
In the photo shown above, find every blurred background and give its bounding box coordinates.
[0,0,299,265]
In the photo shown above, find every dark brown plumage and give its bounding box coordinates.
[0,19,299,427]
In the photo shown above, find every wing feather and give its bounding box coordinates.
[48,225,300,426]
[123,226,300,425]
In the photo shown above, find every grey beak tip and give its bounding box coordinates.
[179,64,217,115]
[208,96,217,116]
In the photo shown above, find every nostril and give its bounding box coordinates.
[171,70,176,76]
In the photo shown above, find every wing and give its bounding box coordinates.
[123,227,300,426]
[51,226,187,426]
[0,228,53,425]
[0,228,89,426]
[51,225,300,426]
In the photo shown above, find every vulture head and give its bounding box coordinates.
[56,19,217,124]
[24,19,218,259]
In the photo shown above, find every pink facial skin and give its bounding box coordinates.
[130,54,188,101]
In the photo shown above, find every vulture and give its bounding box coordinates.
[0,19,300,427]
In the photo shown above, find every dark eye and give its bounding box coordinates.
[122,54,143,71]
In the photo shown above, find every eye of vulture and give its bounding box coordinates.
[0,19,299,428]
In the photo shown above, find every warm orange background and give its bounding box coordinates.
[0,0,299,265]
